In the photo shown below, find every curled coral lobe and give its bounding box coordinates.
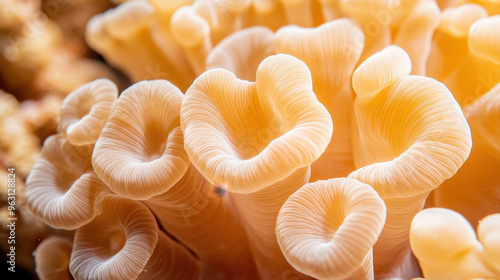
[92,80,190,200]
[442,15,500,106]
[411,208,477,265]
[279,0,315,27]
[181,54,332,279]
[145,165,258,279]
[26,135,111,230]
[86,1,191,90]
[339,0,417,62]
[181,53,332,193]
[170,5,213,75]
[58,79,118,146]
[350,45,471,198]
[478,214,500,273]
[206,26,275,82]
[252,0,287,31]
[431,83,500,229]
[34,236,73,280]
[276,178,386,280]
[349,46,472,277]
[70,196,200,280]
[410,208,499,280]
[274,19,364,180]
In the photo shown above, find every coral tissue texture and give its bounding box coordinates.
[181,53,332,279]
[276,178,386,280]
[8,0,499,280]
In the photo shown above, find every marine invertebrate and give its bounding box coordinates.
[92,79,189,200]
[92,79,256,278]
[145,165,258,279]
[392,0,441,75]
[338,0,419,62]
[181,54,333,278]
[70,196,200,280]
[14,0,500,279]
[276,178,386,280]
[25,78,116,230]
[279,0,316,27]
[34,236,73,280]
[86,0,193,90]
[205,26,274,81]
[430,83,500,228]
[181,54,332,193]
[349,45,472,278]
[410,208,500,279]
[171,4,213,75]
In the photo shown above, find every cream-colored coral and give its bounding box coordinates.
[410,208,500,279]
[11,1,500,280]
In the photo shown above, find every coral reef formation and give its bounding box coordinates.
[1,0,499,279]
